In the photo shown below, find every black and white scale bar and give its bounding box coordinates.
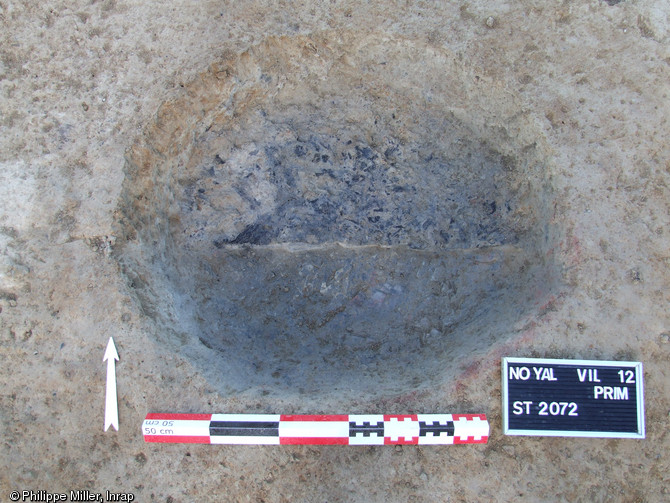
[419,420,455,437]
[209,421,279,437]
[349,421,384,437]
[143,413,489,445]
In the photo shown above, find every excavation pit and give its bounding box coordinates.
[115,33,560,400]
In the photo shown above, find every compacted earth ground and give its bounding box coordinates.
[1,1,669,502]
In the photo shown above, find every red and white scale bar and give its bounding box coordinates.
[143,413,489,445]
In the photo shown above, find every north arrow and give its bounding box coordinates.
[103,337,119,431]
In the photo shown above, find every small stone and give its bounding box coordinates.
[419,471,428,482]
[395,445,403,454]
[81,102,89,111]
[486,16,496,28]
[660,333,670,344]
[628,268,642,283]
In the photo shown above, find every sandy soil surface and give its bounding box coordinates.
[1,1,669,502]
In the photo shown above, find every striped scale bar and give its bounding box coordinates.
[142,413,489,445]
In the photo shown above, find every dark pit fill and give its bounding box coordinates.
[114,33,561,400]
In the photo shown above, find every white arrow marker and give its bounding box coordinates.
[103,337,119,432]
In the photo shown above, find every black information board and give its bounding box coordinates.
[502,358,645,438]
